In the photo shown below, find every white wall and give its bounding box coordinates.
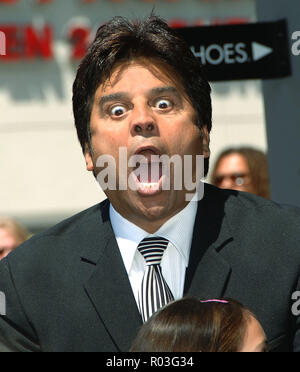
[209,79,267,176]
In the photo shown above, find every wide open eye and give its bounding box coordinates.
[155,99,173,110]
[110,105,127,117]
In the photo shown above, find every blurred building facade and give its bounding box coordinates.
[0,0,267,232]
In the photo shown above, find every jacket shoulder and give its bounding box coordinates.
[206,183,299,213]
[208,185,300,241]
[5,199,110,262]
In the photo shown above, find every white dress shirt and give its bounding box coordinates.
[109,195,198,307]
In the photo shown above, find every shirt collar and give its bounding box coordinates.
[109,194,199,272]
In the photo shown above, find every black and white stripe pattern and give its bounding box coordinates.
[138,237,174,323]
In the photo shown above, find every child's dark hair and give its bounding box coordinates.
[131,297,257,352]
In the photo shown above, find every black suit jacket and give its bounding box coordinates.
[0,184,300,352]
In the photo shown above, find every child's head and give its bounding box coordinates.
[131,297,268,352]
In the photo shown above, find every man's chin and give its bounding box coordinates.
[132,190,170,217]
[107,188,186,231]
[129,189,189,226]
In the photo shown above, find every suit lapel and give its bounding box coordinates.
[184,184,234,299]
[81,200,142,352]
[185,246,232,299]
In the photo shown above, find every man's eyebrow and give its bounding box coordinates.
[98,86,181,108]
[148,86,180,97]
[98,92,129,107]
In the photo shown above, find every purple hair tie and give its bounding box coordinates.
[200,299,229,304]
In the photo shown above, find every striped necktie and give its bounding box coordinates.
[137,237,174,323]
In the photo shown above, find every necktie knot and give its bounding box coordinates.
[138,237,169,266]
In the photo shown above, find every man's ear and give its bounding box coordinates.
[84,144,94,172]
[201,126,211,159]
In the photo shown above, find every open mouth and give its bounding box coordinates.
[131,147,165,196]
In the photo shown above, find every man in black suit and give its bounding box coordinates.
[0,16,299,352]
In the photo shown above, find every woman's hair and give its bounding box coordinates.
[72,15,212,174]
[130,297,255,352]
[0,217,30,246]
[211,147,270,199]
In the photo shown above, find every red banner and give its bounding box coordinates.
[0,25,53,60]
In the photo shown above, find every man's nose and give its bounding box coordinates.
[130,104,158,136]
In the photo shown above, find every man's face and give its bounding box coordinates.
[86,61,210,232]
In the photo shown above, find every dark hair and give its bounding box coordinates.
[130,297,256,352]
[211,147,270,199]
[72,15,212,161]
